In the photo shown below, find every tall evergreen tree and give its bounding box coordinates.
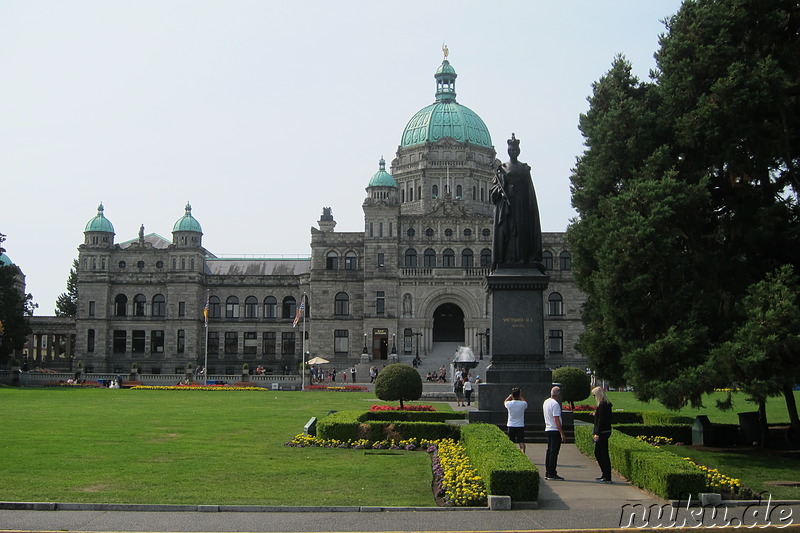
[0,234,35,365]
[569,0,800,411]
[55,259,79,317]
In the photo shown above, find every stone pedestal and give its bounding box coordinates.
[468,269,557,431]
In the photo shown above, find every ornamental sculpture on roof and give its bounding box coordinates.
[442,42,449,60]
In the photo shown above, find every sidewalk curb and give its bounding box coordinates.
[0,502,489,513]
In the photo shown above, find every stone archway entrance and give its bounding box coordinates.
[432,303,465,343]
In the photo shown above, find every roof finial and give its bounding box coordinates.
[442,42,449,60]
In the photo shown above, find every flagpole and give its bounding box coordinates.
[204,290,209,386]
[301,293,307,391]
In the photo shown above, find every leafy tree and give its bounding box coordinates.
[55,259,79,317]
[569,1,800,411]
[709,265,800,442]
[374,364,422,409]
[551,366,591,409]
[0,233,35,366]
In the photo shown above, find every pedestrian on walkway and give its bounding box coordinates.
[454,376,464,407]
[463,377,474,405]
[504,387,527,452]
[591,386,613,483]
[543,386,567,480]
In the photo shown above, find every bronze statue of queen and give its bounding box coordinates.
[491,133,545,272]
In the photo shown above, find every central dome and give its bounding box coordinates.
[400,60,492,149]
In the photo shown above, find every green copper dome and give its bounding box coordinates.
[368,158,397,187]
[173,202,203,233]
[400,59,492,149]
[84,203,115,233]
[0,252,12,267]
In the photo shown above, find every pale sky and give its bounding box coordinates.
[0,0,683,313]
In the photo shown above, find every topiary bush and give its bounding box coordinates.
[552,366,591,408]
[374,364,423,409]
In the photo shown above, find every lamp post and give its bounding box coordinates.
[475,331,485,360]
[362,333,368,355]
[412,331,423,358]
[391,334,396,355]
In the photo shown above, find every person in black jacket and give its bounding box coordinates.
[592,386,613,483]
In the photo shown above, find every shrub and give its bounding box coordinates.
[574,426,704,499]
[316,410,460,442]
[552,367,591,408]
[461,423,538,502]
[374,364,423,408]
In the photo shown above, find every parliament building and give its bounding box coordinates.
[29,57,587,376]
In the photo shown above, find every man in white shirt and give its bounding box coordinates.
[543,386,567,480]
[504,387,528,452]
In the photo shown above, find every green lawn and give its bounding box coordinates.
[0,388,442,506]
[578,390,800,425]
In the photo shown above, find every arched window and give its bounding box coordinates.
[404,249,417,267]
[326,251,338,270]
[542,251,554,271]
[407,228,415,238]
[226,296,239,318]
[559,251,572,271]
[472,186,476,200]
[432,184,438,197]
[548,292,564,316]
[209,296,221,318]
[423,248,436,267]
[133,294,146,317]
[480,248,492,267]
[244,296,258,318]
[344,251,357,270]
[456,184,462,198]
[263,296,277,318]
[152,294,165,317]
[461,249,474,267]
[334,292,349,316]
[282,296,297,319]
[114,294,128,317]
[443,249,455,267]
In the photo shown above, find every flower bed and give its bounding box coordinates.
[369,404,435,411]
[305,385,369,392]
[130,385,266,391]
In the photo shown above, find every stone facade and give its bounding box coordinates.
[30,58,588,376]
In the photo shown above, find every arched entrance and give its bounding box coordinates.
[432,303,465,342]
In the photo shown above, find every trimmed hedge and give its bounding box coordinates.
[574,426,704,499]
[614,423,692,444]
[366,411,466,422]
[461,423,538,502]
[573,410,693,425]
[316,410,460,442]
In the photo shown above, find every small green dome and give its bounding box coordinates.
[368,158,397,187]
[0,252,12,267]
[400,60,492,149]
[84,203,115,233]
[173,202,203,233]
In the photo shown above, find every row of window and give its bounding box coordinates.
[104,291,565,321]
[400,184,490,203]
[83,257,198,271]
[88,326,567,357]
